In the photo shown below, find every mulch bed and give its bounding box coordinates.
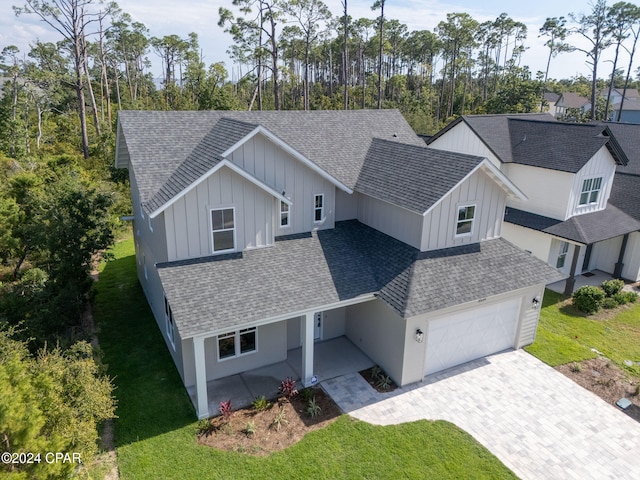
[557,357,640,423]
[197,386,341,456]
[359,366,398,393]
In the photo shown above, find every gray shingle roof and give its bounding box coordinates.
[157,220,563,338]
[428,114,627,173]
[117,110,426,214]
[604,122,640,176]
[610,174,640,221]
[505,206,640,244]
[356,139,485,213]
[557,92,589,108]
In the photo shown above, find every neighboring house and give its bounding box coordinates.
[542,92,560,117]
[427,114,640,294]
[610,98,640,124]
[555,92,589,119]
[115,110,561,418]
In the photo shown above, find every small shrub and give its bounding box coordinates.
[270,407,288,431]
[197,418,215,436]
[278,377,298,399]
[299,388,314,403]
[219,400,233,422]
[602,297,618,309]
[570,362,582,373]
[622,291,638,304]
[306,397,322,418]
[601,279,624,297]
[370,365,383,379]
[572,285,605,314]
[252,395,271,412]
[243,421,256,437]
[376,374,392,390]
[632,385,640,397]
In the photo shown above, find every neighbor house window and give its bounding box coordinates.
[456,205,475,236]
[164,296,175,349]
[314,194,324,223]
[217,327,257,360]
[579,177,602,205]
[211,207,235,253]
[556,241,569,269]
[280,201,290,227]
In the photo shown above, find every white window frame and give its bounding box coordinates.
[164,296,175,350]
[280,200,290,228]
[455,204,476,237]
[210,207,236,254]
[578,177,603,206]
[556,241,569,269]
[216,327,257,361]
[314,194,324,224]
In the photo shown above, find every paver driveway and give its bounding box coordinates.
[323,349,640,480]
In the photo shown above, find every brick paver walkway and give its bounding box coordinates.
[323,349,640,480]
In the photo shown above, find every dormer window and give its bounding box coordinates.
[280,201,290,227]
[314,194,324,223]
[211,207,235,253]
[579,177,602,205]
[456,205,475,236]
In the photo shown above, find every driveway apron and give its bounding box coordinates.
[322,349,640,480]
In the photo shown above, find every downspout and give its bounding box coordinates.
[563,244,582,296]
[613,233,629,279]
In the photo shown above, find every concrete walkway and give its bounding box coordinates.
[323,350,640,480]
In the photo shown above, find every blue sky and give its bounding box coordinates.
[2,0,639,83]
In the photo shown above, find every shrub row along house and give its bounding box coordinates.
[427,114,640,295]
[116,110,568,418]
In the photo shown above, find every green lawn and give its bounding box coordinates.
[526,289,640,376]
[93,237,517,480]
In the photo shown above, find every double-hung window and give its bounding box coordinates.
[456,205,475,236]
[164,296,175,349]
[217,327,257,360]
[579,177,602,205]
[280,201,290,227]
[314,194,324,223]
[211,207,235,253]
[556,241,569,269]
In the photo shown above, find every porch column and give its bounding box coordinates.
[614,234,629,279]
[301,312,315,387]
[193,336,209,419]
[563,243,582,296]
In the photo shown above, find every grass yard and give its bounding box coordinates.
[93,237,517,480]
[526,290,640,376]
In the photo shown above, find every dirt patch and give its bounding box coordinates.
[359,366,398,393]
[197,387,341,456]
[557,357,640,423]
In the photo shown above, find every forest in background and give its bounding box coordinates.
[1,0,640,477]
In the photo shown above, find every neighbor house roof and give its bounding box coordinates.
[157,220,563,338]
[557,92,589,109]
[504,206,640,244]
[427,115,627,172]
[612,98,640,112]
[116,110,427,216]
[544,92,560,103]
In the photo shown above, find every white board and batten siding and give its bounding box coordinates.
[502,223,553,263]
[228,133,336,236]
[164,166,274,262]
[357,193,423,249]
[421,168,505,251]
[428,122,502,168]
[567,146,616,218]
[622,232,640,282]
[503,163,574,220]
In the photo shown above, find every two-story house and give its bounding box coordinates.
[427,114,640,295]
[115,110,562,418]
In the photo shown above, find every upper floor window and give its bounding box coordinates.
[164,296,175,349]
[280,201,290,227]
[456,205,475,236]
[211,208,235,253]
[217,327,257,360]
[579,177,602,205]
[314,194,324,223]
[556,241,569,269]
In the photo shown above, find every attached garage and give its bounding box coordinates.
[424,298,521,376]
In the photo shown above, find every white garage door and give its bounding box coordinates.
[424,298,520,376]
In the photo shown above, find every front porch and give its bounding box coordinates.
[547,269,636,295]
[187,336,374,418]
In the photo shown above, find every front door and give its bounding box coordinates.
[314,312,323,341]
